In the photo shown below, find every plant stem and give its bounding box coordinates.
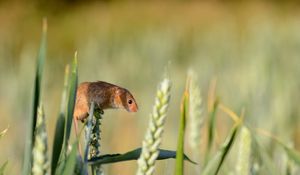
[86,107,103,175]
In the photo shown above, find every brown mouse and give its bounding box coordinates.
[74,81,138,121]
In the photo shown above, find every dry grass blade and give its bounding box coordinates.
[219,104,240,123]
[207,78,217,113]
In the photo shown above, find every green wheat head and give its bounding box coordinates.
[187,70,203,151]
[32,105,49,175]
[136,78,171,175]
[236,126,252,175]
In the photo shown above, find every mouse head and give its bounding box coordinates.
[114,88,138,112]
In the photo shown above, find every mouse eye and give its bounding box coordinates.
[128,99,133,104]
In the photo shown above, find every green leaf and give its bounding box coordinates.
[51,65,70,175]
[175,86,189,175]
[51,114,66,175]
[54,159,65,175]
[65,53,78,151]
[32,18,47,142]
[202,122,240,175]
[0,161,8,175]
[62,143,78,175]
[88,148,196,165]
[22,18,47,175]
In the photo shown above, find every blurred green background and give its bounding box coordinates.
[0,0,300,174]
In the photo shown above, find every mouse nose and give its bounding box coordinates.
[129,104,138,112]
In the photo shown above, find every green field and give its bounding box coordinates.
[0,1,300,174]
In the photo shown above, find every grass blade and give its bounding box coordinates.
[204,76,219,167]
[175,79,189,175]
[202,122,240,175]
[62,142,78,175]
[32,18,47,143]
[51,65,70,175]
[51,114,65,175]
[22,18,47,175]
[65,52,78,151]
[204,99,219,165]
[208,101,219,149]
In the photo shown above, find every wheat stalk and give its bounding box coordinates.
[90,109,104,175]
[84,101,104,175]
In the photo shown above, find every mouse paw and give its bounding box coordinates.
[99,109,104,115]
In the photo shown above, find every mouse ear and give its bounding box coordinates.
[115,88,125,96]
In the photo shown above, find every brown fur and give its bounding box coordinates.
[74,81,138,121]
